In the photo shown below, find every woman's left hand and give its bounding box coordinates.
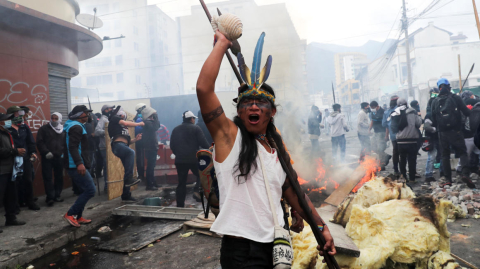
[317,226,336,260]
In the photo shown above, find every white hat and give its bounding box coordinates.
[135,103,147,112]
[183,111,197,119]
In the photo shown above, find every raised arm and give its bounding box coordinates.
[196,31,237,149]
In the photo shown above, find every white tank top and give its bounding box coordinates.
[210,128,286,243]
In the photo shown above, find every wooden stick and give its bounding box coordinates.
[269,137,340,269]
[199,0,244,85]
[451,253,478,269]
[458,54,463,93]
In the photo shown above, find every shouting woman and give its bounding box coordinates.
[196,30,336,268]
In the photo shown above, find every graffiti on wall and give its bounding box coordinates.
[0,79,50,133]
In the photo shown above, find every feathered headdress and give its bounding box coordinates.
[236,32,274,103]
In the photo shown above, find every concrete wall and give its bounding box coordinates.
[8,0,79,23]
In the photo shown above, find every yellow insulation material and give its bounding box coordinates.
[427,251,462,269]
[333,177,415,226]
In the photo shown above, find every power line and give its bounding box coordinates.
[373,8,402,60]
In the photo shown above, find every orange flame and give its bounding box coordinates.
[352,156,381,193]
[298,177,308,185]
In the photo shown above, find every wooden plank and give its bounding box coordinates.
[324,164,366,206]
[317,205,360,257]
[112,205,203,220]
[105,123,138,200]
[96,220,183,253]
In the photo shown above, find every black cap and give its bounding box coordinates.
[70,105,92,115]
[6,106,22,114]
[0,113,13,121]
[20,106,30,113]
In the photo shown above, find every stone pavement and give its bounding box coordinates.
[0,179,186,268]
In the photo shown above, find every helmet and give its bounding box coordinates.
[437,78,450,88]
[135,103,147,112]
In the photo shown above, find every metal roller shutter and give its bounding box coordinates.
[48,63,73,123]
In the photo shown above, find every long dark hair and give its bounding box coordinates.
[233,84,289,182]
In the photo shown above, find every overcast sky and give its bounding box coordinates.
[148,0,479,46]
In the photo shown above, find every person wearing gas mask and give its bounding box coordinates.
[109,109,143,202]
[139,105,161,191]
[95,104,114,193]
[63,105,96,227]
[6,106,39,211]
[36,112,65,206]
[357,102,371,161]
[0,112,27,231]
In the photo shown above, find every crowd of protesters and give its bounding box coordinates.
[0,102,212,230]
[309,77,479,190]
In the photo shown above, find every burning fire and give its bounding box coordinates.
[299,158,339,194]
[352,156,381,193]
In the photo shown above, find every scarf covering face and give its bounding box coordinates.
[49,112,63,134]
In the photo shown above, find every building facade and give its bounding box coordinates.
[334,52,368,88]
[72,0,183,102]
[0,0,102,195]
[178,0,307,102]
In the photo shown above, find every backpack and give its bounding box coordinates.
[397,109,408,131]
[434,95,460,130]
[197,148,219,218]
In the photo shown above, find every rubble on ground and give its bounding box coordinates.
[292,176,467,269]
[426,173,480,219]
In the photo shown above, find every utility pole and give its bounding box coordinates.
[472,0,480,39]
[402,0,414,101]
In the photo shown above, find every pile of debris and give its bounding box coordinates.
[426,174,480,219]
[291,176,465,269]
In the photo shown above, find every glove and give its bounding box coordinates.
[46,152,54,160]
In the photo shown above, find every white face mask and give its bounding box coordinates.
[4,120,12,128]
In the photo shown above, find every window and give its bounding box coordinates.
[85,57,112,68]
[115,55,123,65]
[150,40,155,49]
[136,75,141,84]
[134,26,139,35]
[115,39,122,47]
[135,59,140,67]
[352,83,359,89]
[151,54,156,63]
[116,73,124,83]
[134,42,139,51]
[149,26,155,35]
[86,75,113,85]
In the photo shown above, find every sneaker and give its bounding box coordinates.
[54,197,64,202]
[27,202,40,211]
[425,177,436,183]
[77,217,92,224]
[122,196,138,203]
[434,163,441,169]
[124,178,141,188]
[5,219,26,226]
[461,176,476,189]
[440,182,452,188]
[64,213,80,228]
[46,200,54,207]
[415,173,421,178]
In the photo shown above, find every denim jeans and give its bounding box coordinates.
[358,133,371,160]
[100,149,108,190]
[66,169,96,218]
[41,156,64,202]
[331,134,346,162]
[425,145,437,178]
[145,149,157,187]
[111,142,133,200]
